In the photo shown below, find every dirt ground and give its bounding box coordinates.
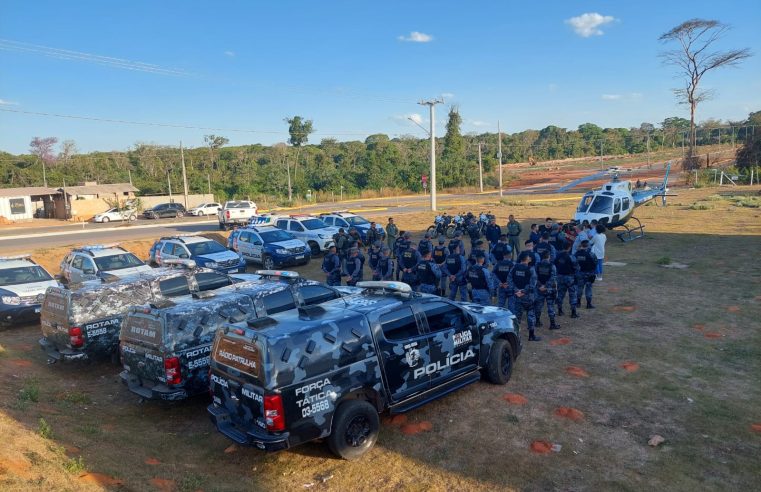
[1,186,760,491]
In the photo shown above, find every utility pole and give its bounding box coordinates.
[418,98,443,211]
[646,132,651,166]
[207,173,212,197]
[128,169,133,186]
[180,141,189,210]
[167,169,173,202]
[497,121,503,197]
[599,140,604,169]
[477,142,484,193]
[41,159,48,188]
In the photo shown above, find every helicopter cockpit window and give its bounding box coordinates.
[622,197,630,210]
[577,195,594,213]
[588,195,613,214]
[614,198,621,214]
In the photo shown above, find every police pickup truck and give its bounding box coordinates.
[119,272,360,401]
[207,281,520,459]
[39,262,257,363]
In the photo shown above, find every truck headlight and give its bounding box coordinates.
[275,248,289,255]
[206,261,219,269]
[1,296,20,305]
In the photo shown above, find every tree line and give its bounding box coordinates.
[0,111,757,203]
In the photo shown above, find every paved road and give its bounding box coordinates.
[0,190,578,253]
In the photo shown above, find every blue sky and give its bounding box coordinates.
[1,0,760,154]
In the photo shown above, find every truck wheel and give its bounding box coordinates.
[129,214,137,221]
[176,211,184,218]
[263,255,275,270]
[327,400,379,460]
[486,339,514,385]
[101,217,110,223]
[307,241,320,257]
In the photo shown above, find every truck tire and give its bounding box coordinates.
[486,339,514,385]
[307,241,320,257]
[327,400,379,460]
[262,255,275,270]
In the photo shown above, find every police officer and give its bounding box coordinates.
[386,217,399,255]
[348,227,362,250]
[335,228,349,270]
[529,223,541,244]
[468,239,490,267]
[399,241,422,288]
[534,233,557,262]
[467,219,481,252]
[506,214,522,260]
[534,250,560,330]
[367,240,381,277]
[489,234,511,265]
[519,240,540,268]
[375,246,394,281]
[555,241,580,318]
[467,251,496,306]
[492,251,515,312]
[484,216,501,251]
[575,239,598,309]
[443,243,468,301]
[366,221,380,246]
[395,231,411,280]
[416,249,442,294]
[419,233,433,256]
[448,230,466,257]
[321,244,342,286]
[511,252,541,341]
[432,236,448,296]
[343,247,363,286]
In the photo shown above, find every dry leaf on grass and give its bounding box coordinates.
[648,435,665,447]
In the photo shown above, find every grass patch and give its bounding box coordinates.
[24,450,44,466]
[38,418,53,439]
[62,456,86,475]
[706,194,724,201]
[61,391,91,405]
[178,473,205,492]
[656,256,671,265]
[689,202,713,210]
[77,423,102,437]
[734,197,760,208]
[499,199,525,206]
[16,378,40,409]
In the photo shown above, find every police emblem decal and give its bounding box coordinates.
[404,348,420,368]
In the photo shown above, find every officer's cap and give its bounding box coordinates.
[404,231,411,238]
[382,246,390,253]
[474,250,486,259]
[438,237,445,244]
[349,247,359,254]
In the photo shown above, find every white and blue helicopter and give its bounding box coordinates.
[557,162,673,242]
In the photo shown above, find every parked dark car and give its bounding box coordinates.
[143,203,187,219]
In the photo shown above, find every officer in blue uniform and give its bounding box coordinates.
[554,241,580,318]
[418,233,433,257]
[343,247,363,286]
[511,252,541,341]
[416,249,442,294]
[321,244,342,286]
[534,233,557,262]
[399,241,422,289]
[492,253,515,312]
[468,239,490,267]
[518,240,540,268]
[431,236,448,296]
[448,231,466,256]
[467,251,495,306]
[484,216,502,252]
[375,246,394,281]
[534,250,560,330]
[395,231,411,280]
[489,234,511,265]
[368,240,381,277]
[575,240,598,309]
[443,243,468,301]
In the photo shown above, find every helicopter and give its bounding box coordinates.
[557,162,673,242]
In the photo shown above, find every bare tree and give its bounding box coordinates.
[59,139,78,164]
[204,135,229,170]
[29,136,59,187]
[659,19,751,167]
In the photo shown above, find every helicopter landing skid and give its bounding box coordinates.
[616,217,645,242]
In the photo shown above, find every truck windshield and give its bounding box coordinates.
[588,196,613,214]
[0,266,53,286]
[345,216,369,226]
[187,241,227,256]
[301,219,329,230]
[226,202,251,209]
[260,230,294,243]
[94,254,145,272]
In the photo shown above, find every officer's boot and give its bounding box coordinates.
[535,316,543,328]
[549,318,560,330]
[528,329,542,341]
[571,307,580,318]
[557,306,564,316]
[586,298,595,309]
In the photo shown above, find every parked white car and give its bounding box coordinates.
[188,202,222,216]
[93,207,138,223]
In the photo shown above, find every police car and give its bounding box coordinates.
[0,255,59,326]
[274,215,338,256]
[39,262,258,362]
[207,281,521,459]
[60,244,152,284]
[119,272,359,401]
[228,226,310,270]
[149,235,246,274]
[319,211,384,241]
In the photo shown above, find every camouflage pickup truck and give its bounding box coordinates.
[207,281,521,460]
[119,275,361,401]
[39,265,257,363]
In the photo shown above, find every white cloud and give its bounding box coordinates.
[392,113,425,127]
[224,51,235,57]
[601,93,644,101]
[398,31,433,43]
[441,92,455,99]
[470,120,489,127]
[565,13,617,37]
[0,98,19,105]
[602,94,622,100]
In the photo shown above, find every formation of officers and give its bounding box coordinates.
[322,215,602,342]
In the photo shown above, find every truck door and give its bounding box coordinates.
[249,232,264,262]
[374,307,430,402]
[416,300,479,386]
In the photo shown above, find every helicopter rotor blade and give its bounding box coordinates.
[555,170,610,193]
